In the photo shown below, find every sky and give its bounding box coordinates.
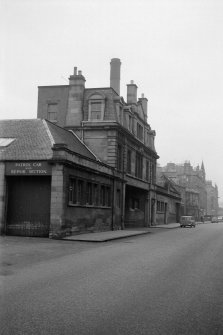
[1,0,223,204]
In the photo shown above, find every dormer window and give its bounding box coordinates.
[88,93,105,121]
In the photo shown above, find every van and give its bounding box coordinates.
[180,216,196,228]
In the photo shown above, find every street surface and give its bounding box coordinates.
[1,223,223,335]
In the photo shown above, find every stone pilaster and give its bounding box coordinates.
[0,163,6,234]
[50,164,65,238]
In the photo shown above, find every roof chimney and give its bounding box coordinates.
[127,80,138,104]
[110,58,121,95]
[138,93,148,117]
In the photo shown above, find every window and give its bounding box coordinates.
[146,160,150,182]
[77,180,84,205]
[89,101,103,120]
[151,163,156,183]
[137,123,143,141]
[69,179,77,204]
[127,150,132,174]
[131,198,140,209]
[93,184,99,206]
[86,182,93,205]
[69,178,111,208]
[88,94,105,121]
[47,103,58,122]
[157,201,165,212]
[100,185,111,207]
[0,138,15,147]
[117,144,123,171]
[135,152,143,179]
[128,115,133,132]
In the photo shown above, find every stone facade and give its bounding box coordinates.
[206,180,219,217]
[37,59,160,227]
[158,161,212,220]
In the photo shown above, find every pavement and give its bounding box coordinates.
[62,223,180,242]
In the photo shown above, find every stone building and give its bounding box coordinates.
[156,173,181,224]
[206,181,219,217]
[159,161,207,220]
[0,119,123,237]
[37,58,159,228]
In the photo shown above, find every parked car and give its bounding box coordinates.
[217,216,223,222]
[211,216,218,223]
[180,216,196,228]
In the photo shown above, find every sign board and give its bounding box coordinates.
[5,161,51,176]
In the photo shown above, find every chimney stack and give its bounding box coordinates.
[127,80,138,104]
[138,93,148,117]
[66,67,86,126]
[110,58,121,95]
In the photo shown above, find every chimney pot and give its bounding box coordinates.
[78,70,82,75]
[74,67,77,75]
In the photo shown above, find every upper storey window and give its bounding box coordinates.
[47,103,58,122]
[137,122,143,141]
[88,93,105,121]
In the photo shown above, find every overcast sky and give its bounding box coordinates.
[1,0,223,203]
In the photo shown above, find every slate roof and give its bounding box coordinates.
[45,120,96,159]
[0,119,96,161]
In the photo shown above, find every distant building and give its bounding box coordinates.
[158,161,208,220]
[156,173,182,224]
[206,181,219,217]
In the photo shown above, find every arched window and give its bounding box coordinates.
[88,93,105,121]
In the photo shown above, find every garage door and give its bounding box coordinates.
[6,176,51,237]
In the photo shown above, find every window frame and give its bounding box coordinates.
[88,94,105,121]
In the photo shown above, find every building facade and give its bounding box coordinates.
[0,119,123,238]
[156,174,181,224]
[206,181,219,217]
[37,59,160,229]
[159,161,207,220]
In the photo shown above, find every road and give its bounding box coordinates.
[1,223,223,335]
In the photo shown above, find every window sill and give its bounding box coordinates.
[68,203,111,209]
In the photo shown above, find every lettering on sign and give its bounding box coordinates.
[6,161,51,176]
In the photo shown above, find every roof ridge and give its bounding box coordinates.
[42,120,55,146]
[68,130,100,161]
